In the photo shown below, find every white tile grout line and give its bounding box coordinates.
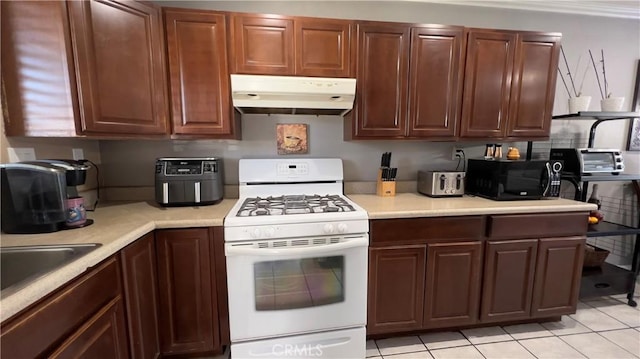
[578,298,637,329]
[556,331,638,359]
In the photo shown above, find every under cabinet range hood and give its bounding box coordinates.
[230,74,356,116]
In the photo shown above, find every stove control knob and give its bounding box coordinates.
[337,223,348,233]
[264,227,276,238]
[250,228,262,238]
[323,224,335,234]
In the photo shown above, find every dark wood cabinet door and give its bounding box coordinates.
[481,239,537,323]
[231,14,294,75]
[156,228,218,355]
[352,22,410,138]
[49,297,129,359]
[165,9,238,138]
[1,1,79,137]
[407,26,465,139]
[368,245,426,334]
[424,241,482,329]
[121,233,160,359]
[532,236,585,317]
[459,30,516,139]
[68,0,168,135]
[507,33,561,139]
[295,19,352,77]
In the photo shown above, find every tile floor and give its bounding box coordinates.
[367,294,640,359]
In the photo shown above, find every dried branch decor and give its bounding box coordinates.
[558,46,590,97]
[589,49,611,99]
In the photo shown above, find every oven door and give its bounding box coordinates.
[225,234,368,342]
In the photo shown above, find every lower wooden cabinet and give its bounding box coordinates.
[367,245,426,334]
[424,241,482,329]
[531,237,585,317]
[156,228,221,356]
[49,297,129,359]
[0,256,126,358]
[368,213,588,336]
[481,239,537,323]
[121,232,161,359]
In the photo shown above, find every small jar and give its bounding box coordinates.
[494,144,503,158]
[484,144,495,158]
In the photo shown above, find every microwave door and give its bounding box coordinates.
[503,167,545,198]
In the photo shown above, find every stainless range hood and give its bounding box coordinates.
[230,74,356,116]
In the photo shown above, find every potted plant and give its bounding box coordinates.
[590,49,625,111]
[558,46,591,113]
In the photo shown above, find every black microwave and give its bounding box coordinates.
[465,159,563,200]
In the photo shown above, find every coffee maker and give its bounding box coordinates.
[1,159,92,234]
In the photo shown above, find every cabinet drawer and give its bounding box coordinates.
[370,216,485,245]
[1,256,121,358]
[488,212,588,239]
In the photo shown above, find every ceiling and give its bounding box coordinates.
[411,0,640,19]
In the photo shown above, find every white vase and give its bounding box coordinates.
[568,96,591,113]
[600,97,625,112]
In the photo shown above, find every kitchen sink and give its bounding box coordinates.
[1,243,101,297]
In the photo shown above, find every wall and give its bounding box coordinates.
[0,109,102,207]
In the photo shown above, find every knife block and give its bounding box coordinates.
[376,169,396,197]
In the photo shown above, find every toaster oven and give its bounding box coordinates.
[549,148,624,176]
[154,157,223,206]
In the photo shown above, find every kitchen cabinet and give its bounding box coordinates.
[459,29,560,140]
[485,213,587,320]
[1,0,169,137]
[231,14,352,77]
[68,0,169,136]
[346,23,465,140]
[481,239,538,323]
[368,212,588,336]
[121,232,161,359]
[1,1,79,136]
[423,241,482,329]
[156,228,221,356]
[367,216,485,335]
[165,8,240,138]
[367,245,426,334]
[531,237,585,317]
[0,256,127,358]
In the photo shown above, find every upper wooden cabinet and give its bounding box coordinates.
[459,29,560,140]
[164,8,240,138]
[68,0,169,136]
[459,30,517,139]
[1,0,170,137]
[507,33,561,138]
[408,26,466,139]
[347,22,465,140]
[230,14,352,77]
[1,1,80,137]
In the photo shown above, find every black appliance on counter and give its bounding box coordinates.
[465,158,562,200]
[155,157,224,206]
[1,160,91,234]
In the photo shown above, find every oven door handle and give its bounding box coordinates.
[225,236,368,257]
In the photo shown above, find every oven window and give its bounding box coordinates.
[254,256,344,310]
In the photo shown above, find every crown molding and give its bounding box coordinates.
[409,0,640,20]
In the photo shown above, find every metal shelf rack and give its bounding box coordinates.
[538,112,640,306]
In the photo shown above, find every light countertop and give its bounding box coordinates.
[0,194,594,322]
[347,193,596,219]
[0,200,235,322]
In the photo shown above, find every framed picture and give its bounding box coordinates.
[627,59,640,151]
[277,123,308,155]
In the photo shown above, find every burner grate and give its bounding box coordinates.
[236,194,355,217]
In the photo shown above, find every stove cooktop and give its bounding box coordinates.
[235,194,356,217]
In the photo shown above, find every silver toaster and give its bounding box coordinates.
[418,171,465,197]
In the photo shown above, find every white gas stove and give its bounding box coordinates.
[224,158,368,359]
